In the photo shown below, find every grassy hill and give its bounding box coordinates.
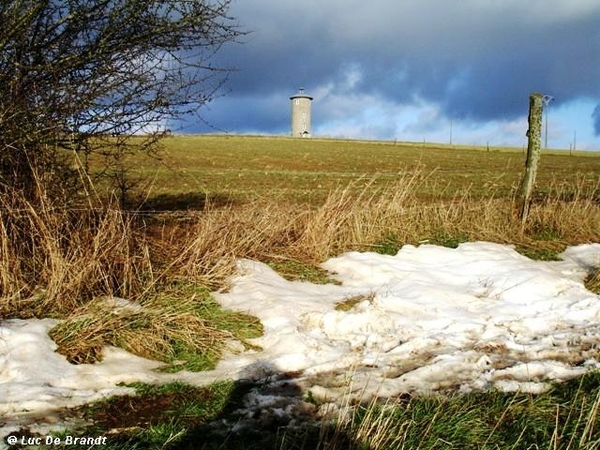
[119,134,600,206]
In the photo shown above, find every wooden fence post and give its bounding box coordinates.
[518,93,544,223]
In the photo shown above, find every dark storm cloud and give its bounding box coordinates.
[194,0,600,135]
[179,91,290,133]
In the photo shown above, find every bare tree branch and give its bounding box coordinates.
[0,0,241,201]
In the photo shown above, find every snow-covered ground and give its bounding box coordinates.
[1,242,600,441]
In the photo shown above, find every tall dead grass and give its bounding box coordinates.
[0,194,153,318]
[172,173,598,267]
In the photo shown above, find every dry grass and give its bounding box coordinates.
[184,173,598,265]
[0,185,264,364]
[48,286,262,366]
[0,194,154,318]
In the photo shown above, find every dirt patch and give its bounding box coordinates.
[61,382,228,439]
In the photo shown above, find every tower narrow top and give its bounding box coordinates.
[290,87,313,101]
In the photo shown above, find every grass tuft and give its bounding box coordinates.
[335,294,374,312]
[49,284,262,367]
[267,258,337,284]
[586,269,600,294]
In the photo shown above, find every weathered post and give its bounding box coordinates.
[518,93,544,223]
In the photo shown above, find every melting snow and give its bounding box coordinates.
[1,242,599,441]
[215,242,600,401]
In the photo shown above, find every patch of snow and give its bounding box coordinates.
[212,242,600,402]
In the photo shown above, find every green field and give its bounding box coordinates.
[125,134,600,206]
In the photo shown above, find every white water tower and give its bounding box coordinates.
[290,88,313,137]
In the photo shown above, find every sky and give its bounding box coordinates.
[182,0,600,151]
[2,242,600,440]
